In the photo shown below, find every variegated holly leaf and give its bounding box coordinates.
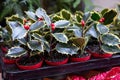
[83,12,91,22]
[27,40,44,52]
[67,25,82,37]
[103,9,117,25]
[86,26,98,38]
[91,11,101,21]
[25,11,37,21]
[60,9,71,20]
[18,37,27,45]
[30,21,44,31]
[35,8,51,26]
[96,23,109,34]
[6,47,27,58]
[32,33,50,52]
[54,20,70,28]
[56,43,78,55]
[101,8,109,15]
[52,15,64,21]
[52,33,68,43]
[101,33,120,45]
[72,37,88,49]
[102,44,120,53]
[8,21,27,40]
[75,14,82,22]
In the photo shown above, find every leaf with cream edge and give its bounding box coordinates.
[60,9,71,20]
[96,23,109,34]
[8,21,27,40]
[27,40,44,52]
[75,14,82,23]
[52,33,68,43]
[56,43,78,55]
[102,44,120,53]
[30,21,44,31]
[25,11,37,21]
[54,20,70,28]
[101,33,120,46]
[91,11,101,21]
[35,8,51,26]
[6,47,27,58]
[86,26,98,38]
[32,33,50,52]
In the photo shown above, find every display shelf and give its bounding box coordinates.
[0,54,120,80]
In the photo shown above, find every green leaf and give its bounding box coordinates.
[75,14,82,22]
[101,33,120,45]
[52,15,64,21]
[25,11,37,21]
[60,9,71,20]
[72,37,86,49]
[96,23,109,34]
[8,21,27,40]
[103,9,117,25]
[27,40,44,52]
[30,21,44,31]
[6,47,27,58]
[52,33,68,43]
[75,11,83,16]
[73,0,81,8]
[56,43,78,55]
[102,44,120,53]
[91,11,101,21]
[32,33,50,52]
[35,8,51,26]
[83,12,91,22]
[18,38,27,45]
[101,8,109,16]
[86,26,98,38]
[55,20,70,28]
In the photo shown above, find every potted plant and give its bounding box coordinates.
[87,9,120,58]
[5,9,46,69]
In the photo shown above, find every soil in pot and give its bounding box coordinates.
[16,54,43,70]
[44,52,68,66]
[87,45,112,58]
[70,52,91,62]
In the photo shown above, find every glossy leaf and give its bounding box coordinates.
[30,21,44,31]
[35,8,51,26]
[91,11,101,21]
[56,43,78,55]
[101,8,109,16]
[6,47,27,58]
[8,21,27,40]
[27,40,44,52]
[83,12,91,22]
[32,33,50,52]
[25,11,37,21]
[72,37,86,49]
[103,9,117,25]
[52,15,64,21]
[86,26,98,38]
[52,33,68,43]
[75,14,82,22]
[96,23,109,34]
[60,9,71,20]
[101,33,120,45]
[55,20,70,28]
[102,44,120,53]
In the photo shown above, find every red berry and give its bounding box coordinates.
[99,18,105,23]
[24,25,30,30]
[38,17,44,21]
[81,20,85,27]
[50,23,55,31]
